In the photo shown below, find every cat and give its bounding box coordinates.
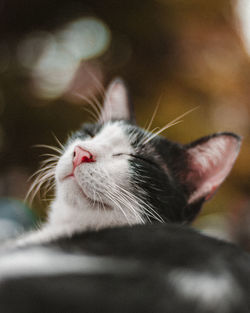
[1,78,250,313]
[12,78,240,246]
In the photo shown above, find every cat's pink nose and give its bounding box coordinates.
[73,146,95,169]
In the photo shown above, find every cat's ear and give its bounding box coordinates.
[182,133,241,205]
[100,78,135,123]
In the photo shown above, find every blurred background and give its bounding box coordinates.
[0,0,250,249]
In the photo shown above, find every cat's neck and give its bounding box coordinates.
[10,200,138,249]
[48,198,91,227]
[47,197,142,234]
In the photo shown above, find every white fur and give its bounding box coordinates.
[0,247,134,280]
[168,269,241,312]
[12,122,144,248]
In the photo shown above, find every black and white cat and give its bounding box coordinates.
[1,78,250,313]
[14,78,240,246]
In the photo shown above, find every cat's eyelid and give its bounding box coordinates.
[85,131,94,138]
[130,154,160,168]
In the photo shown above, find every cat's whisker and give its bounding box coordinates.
[41,181,56,199]
[116,184,157,219]
[85,66,106,98]
[113,189,144,223]
[40,153,60,160]
[39,171,55,186]
[95,192,106,212]
[115,187,145,221]
[29,164,57,180]
[84,99,100,122]
[26,162,56,204]
[137,127,160,147]
[89,184,101,210]
[142,120,182,145]
[74,92,101,122]
[40,161,58,168]
[44,181,56,193]
[81,102,99,122]
[82,106,99,123]
[142,107,198,146]
[116,184,164,223]
[89,92,103,117]
[51,132,65,151]
[144,96,161,133]
[139,201,165,223]
[34,144,63,155]
[104,191,132,224]
[40,198,54,202]
[40,157,59,164]
[26,180,43,204]
[89,168,143,223]
[99,169,145,223]
[30,171,55,194]
[36,170,55,187]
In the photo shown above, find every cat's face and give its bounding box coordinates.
[55,121,139,221]
[40,78,241,228]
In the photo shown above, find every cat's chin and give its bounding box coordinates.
[58,176,89,203]
[59,176,111,210]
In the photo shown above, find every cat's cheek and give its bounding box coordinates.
[105,158,131,186]
[55,157,74,183]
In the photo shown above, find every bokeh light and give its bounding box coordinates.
[17,17,111,99]
[235,0,250,55]
[58,17,111,60]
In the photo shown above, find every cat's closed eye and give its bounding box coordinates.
[85,130,95,138]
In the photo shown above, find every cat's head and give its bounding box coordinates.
[44,78,241,228]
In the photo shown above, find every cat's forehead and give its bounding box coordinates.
[67,121,134,153]
[99,121,128,137]
[86,121,129,139]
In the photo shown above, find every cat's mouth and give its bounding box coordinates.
[63,173,74,180]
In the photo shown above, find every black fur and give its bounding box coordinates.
[1,224,250,313]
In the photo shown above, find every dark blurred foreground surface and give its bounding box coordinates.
[1,224,250,313]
